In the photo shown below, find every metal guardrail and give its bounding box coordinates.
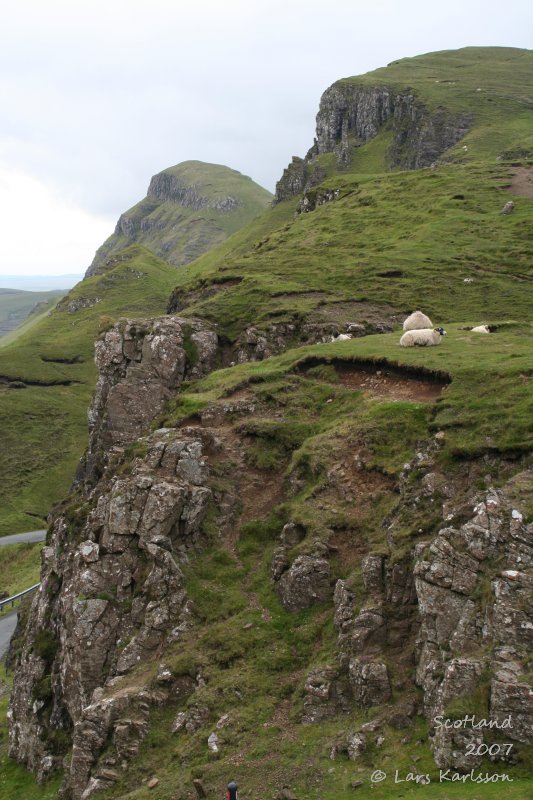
[0,583,40,612]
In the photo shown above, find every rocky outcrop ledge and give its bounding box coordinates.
[82,316,218,482]
[274,84,472,202]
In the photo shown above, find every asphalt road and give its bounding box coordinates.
[0,529,45,657]
[0,529,46,546]
[0,609,18,658]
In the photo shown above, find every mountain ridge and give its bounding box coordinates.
[87,160,272,276]
[1,46,533,800]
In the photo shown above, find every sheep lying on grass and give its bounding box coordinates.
[471,325,490,333]
[400,327,446,347]
[331,333,352,342]
[403,310,433,331]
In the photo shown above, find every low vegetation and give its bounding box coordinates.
[0,246,179,535]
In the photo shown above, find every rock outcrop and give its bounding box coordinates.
[414,485,533,768]
[274,84,472,202]
[81,316,218,482]
[9,423,213,797]
[7,302,532,795]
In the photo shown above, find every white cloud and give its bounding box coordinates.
[0,165,113,276]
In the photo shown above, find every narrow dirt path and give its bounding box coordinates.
[509,166,533,198]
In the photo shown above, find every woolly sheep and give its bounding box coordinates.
[331,333,352,342]
[403,310,433,331]
[400,327,446,347]
[471,325,490,334]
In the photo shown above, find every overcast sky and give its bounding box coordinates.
[1,0,531,280]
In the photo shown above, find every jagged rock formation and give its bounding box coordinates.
[81,316,218,482]
[274,84,472,202]
[7,313,533,797]
[87,161,272,275]
[415,487,533,768]
[9,422,214,797]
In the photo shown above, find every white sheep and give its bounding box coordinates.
[403,310,433,331]
[400,327,446,347]
[471,325,490,334]
[331,333,352,342]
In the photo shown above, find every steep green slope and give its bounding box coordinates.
[167,162,532,338]
[88,161,272,274]
[336,46,533,163]
[165,49,532,339]
[0,247,178,535]
[0,289,64,338]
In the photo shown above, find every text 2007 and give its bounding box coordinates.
[465,743,514,756]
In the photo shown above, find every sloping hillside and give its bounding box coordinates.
[2,46,532,800]
[0,289,64,338]
[0,164,271,536]
[87,161,272,275]
[0,247,179,534]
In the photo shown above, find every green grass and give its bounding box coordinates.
[0,667,62,800]
[0,543,42,598]
[90,160,272,273]
[166,161,533,340]
[0,246,180,535]
[0,289,64,340]
[160,323,533,461]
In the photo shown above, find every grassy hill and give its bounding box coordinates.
[336,46,533,164]
[0,48,531,533]
[0,289,65,339]
[0,46,532,800]
[166,161,532,340]
[88,160,272,274]
[0,247,179,534]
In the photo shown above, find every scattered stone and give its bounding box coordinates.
[276,786,297,800]
[156,664,173,683]
[207,732,219,752]
[79,540,100,563]
[501,200,515,214]
[147,777,159,789]
[171,712,187,734]
[347,732,367,761]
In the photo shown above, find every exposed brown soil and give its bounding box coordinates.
[509,166,533,198]
[336,368,446,402]
[301,359,449,403]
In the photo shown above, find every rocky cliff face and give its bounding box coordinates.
[145,172,242,212]
[9,423,213,797]
[81,316,218,483]
[8,317,532,798]
[415,485,533,768]
[274,84,472,202]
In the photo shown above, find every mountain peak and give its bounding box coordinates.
[87,160,272,276]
